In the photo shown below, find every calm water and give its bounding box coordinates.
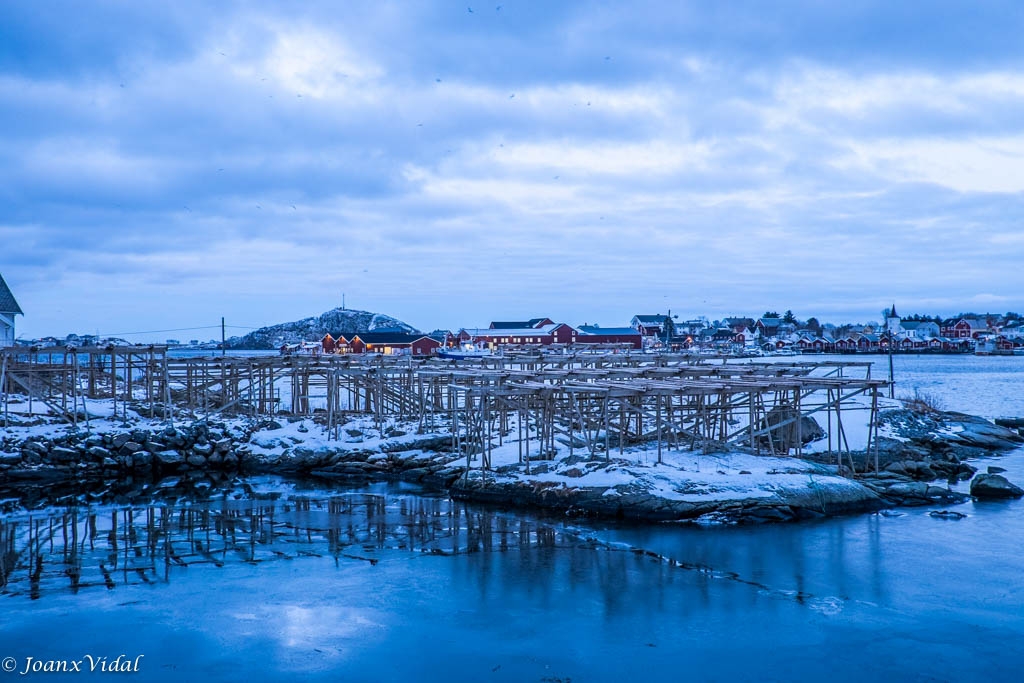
[3,357,1024,681]
[759,353,1024,419]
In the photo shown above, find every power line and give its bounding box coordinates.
[96,325,223,336]
[95,323,263,337]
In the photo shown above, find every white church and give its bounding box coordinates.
[0,272,23,347]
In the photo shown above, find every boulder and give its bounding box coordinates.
[929,510,967,520]
[118,441,143,456]
[49,446,80,463]
[154,450,184,467]
[23,441,48,455]
[111,433,132,449]
[757,407,825,450]
[191,442,214,456]
[970,474,1024,500]
[987,466,1007,474]
[186,455,207,467]
[87,446,111,460]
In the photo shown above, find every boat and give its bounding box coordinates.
[437,342,493,360]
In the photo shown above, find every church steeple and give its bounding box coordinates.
[888,303,898,319]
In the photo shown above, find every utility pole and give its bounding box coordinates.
[221,317,226,357]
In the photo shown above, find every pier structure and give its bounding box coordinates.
[398,363,884,475]
[2,348,886,472]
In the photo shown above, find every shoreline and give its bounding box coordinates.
[2,399,1021,523]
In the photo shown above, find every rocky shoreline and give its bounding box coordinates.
[1,406,1022,523]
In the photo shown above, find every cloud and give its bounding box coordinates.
[4,2,1024,338]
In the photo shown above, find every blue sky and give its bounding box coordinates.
[3,1,1024,339]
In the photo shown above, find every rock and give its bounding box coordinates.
[154,450,184,466]
[192,442,214,456]
[23,441,48,455]
[102,457,119,468]
[49,446,79,463]
[87,446,112,460]
[758,407,825,449]
[915,465,938,482]
[132,451,153,468]
[563,468,584,478]
[994,418,1024,429]
[111,433,132,449]
[987,466,1007,474]
[118,441,143,456]
[929,510,967,520]
[186,455,207,467]
[214,438,233,452]
[970,473,1024,499]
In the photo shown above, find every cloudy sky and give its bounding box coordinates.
[3,1,1024,340]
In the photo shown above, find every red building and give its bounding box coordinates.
[321,332,441,356]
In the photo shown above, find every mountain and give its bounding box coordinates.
[225,308,419,349]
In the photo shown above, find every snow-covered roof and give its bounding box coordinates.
[464,325,556,336]
[0,273,23,315]
[577,326,640,336]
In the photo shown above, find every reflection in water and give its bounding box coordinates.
[1,490,862,617]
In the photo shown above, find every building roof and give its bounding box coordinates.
[350,332,433,344]
[0,273,23,315]
[463,326,556,337]
[757,317,782,327]
[632,314,668,324]
[577,326,640,336]
[489,317,552,329]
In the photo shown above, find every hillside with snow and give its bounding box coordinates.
[224,308,418,349]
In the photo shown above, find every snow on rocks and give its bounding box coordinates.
[451,449,883,523]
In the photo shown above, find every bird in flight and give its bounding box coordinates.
[467,6,473,12]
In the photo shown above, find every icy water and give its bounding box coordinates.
[3,357,1024,681]
[766,352,1024,419]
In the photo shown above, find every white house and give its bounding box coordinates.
[0,273,23,347]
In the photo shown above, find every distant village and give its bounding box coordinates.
[310,307,1024,357]
[2,267,1023,357]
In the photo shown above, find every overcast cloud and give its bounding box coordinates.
[3,1,1024,339]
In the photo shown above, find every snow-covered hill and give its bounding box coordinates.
[225,308,418,349]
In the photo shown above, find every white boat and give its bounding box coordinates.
[437,342,493,360]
